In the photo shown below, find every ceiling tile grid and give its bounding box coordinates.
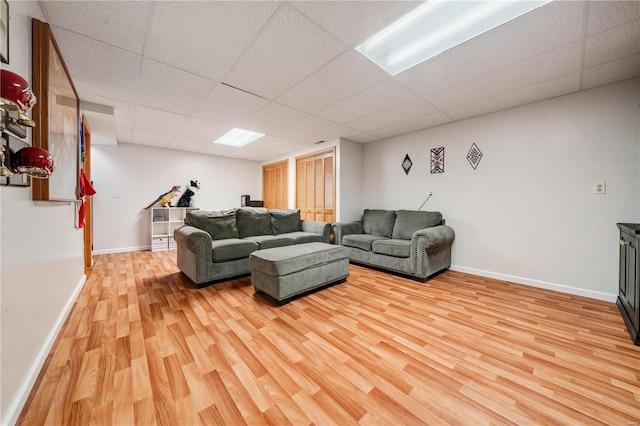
[369,112,453,140]
[193,84,270,127]
[346,98,438,133]
[224,5,347,100]
[444,73,581,121]
[275,50,389,114]
[41,1,151,54]
[144,1,279,81]
[50,26,142,103]
[137,59,218,116]
[423,42,582,111]
[583,19,640,69]
[37,0,639,162]
[316,79,417,124]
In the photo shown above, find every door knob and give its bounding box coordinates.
[620,240,631,246]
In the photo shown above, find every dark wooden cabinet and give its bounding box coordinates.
[616,223,640,345]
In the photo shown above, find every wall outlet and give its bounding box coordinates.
[112,191,121,198]
[593,182,606,194]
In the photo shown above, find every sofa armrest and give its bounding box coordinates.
[174,225,212,255]
[332,221,363,245]
[412,225,455,252]
[301,220,332,243]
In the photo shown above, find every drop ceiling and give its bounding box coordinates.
[40,1,640,162]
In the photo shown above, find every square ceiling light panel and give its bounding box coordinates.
[213,128,265,147]
[357,0,552,75]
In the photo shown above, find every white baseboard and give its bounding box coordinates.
[92,245,150,255]
[3,274,87,426]
[450,264,617,303]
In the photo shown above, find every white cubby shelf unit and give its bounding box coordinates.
[150,207,198,251]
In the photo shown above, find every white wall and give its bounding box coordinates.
[1,2,86,425]
[338,138,363,222]
[363,79,640,301]
[91,143,262,253]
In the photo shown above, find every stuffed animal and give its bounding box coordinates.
[144,185,181,210]
[177,180,200,207]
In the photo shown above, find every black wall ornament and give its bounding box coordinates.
[402,154,412,175]
[430,147,444,174]
[467,143,483,170]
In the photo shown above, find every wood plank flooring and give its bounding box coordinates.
[18,250,640,425]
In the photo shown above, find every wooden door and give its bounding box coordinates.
[262,160,288,209]
[82,116,92,273]
[295,148,335,223]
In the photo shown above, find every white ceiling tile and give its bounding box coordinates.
[132,129,175,148]
[51,27,142,103]
[587,1,640,36]
[177,118,232,143]
[370,112,453,139]
[138,59,217,116]
[291,1,417,46]
[344,133,381,144]
[134,106,189,135]
[199,144,236,157]
[424,43,582,111]
[583,54,640,89]
[316,79,416,124]
[168,136,210,153]
[346,98,438,133]
[117,127,132,144]
[303,125,361,144]
[272,115,337,140]
[41,1,150,54]
[276,50,388,113]
[396,1,584,96]
[445,73,581,121]
[146,1,278,80]
[584,19,640,68]
[237,103,308,135]
[79,93,136,129]
[193,84,270,126]
[224,5,347,99]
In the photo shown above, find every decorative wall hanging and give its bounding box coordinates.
[430,147,444,174]
[402,154,412,175]
[0,0,8,64]
[467,143,483,170]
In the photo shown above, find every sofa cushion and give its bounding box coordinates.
[186,209,239,240]
[392,210,443,240]
[236,207,273,238]
[363,209,396,238]
[270,209,302,234]
[211,238,258,263]
[343,234,388,251]
[278,231,323,244]
[372,239,411,258]
[243,235,295,250]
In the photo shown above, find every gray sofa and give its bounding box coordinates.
[174,207,331,287]
[332,209,455,281]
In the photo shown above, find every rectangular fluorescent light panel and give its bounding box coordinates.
[213,128,264,147]
[357,0,552,76]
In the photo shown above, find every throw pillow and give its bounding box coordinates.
[270,209,302,234]
[392,210,443,240]
[186,209,239,240]
[362,209,396,238]
[236,207,273,237]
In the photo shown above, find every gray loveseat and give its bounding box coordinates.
[174,207,331,287]
[332,209,454,281]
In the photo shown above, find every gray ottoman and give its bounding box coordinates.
[249,242,349,304]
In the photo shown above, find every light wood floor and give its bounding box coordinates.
[18,250,640,425]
